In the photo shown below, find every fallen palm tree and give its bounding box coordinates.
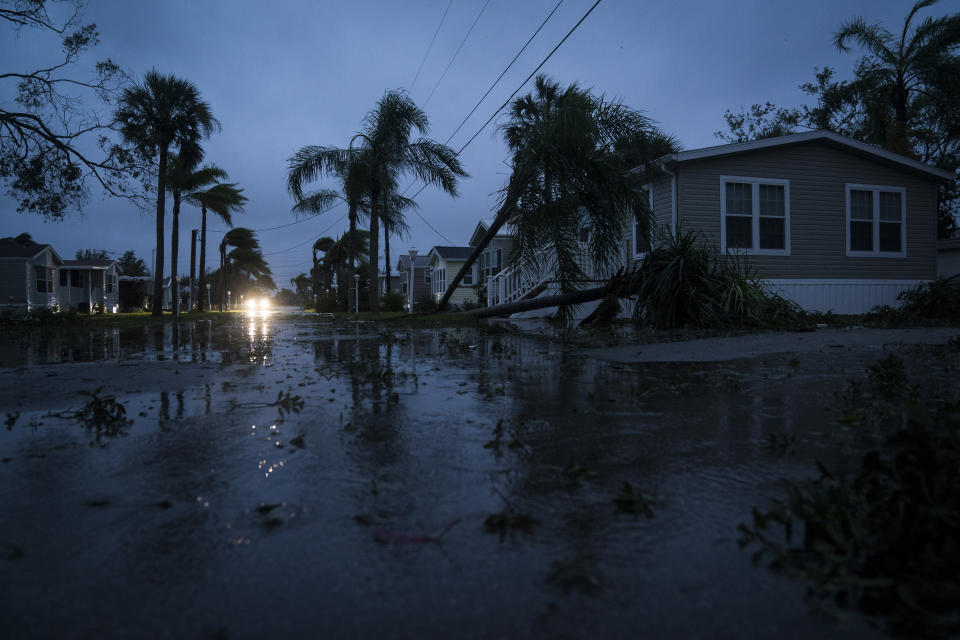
[469,230,807,330]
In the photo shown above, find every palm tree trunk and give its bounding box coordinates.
[198,206,207,311]
[152,144,168,316]
[368,189,380,313]
[312,250,319,311]
[468,283,608,318]
[219,244,225,312]
[384,220,391,293]
[438,203,511,311]
[170,191,181,315]
[348,204,357,272]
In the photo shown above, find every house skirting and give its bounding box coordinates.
[766,279,926,315]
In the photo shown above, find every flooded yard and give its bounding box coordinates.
[1,309,957,639]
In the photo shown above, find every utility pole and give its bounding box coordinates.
[189,229,197,312]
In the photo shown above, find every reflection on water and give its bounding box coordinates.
[0,315,278,366]
[1,310,952,639]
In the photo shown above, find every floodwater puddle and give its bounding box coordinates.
[1,310,956,638]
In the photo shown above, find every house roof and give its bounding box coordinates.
[0,242,57,260]
[429,246,473,261]
[641,130,956,182]
[396,254,431,269]
[63,259,116,269]
[469,218,516,246]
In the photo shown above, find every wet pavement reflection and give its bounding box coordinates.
[1,308,955,638]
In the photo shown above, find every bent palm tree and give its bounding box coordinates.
[218,227,269,309]
[380,192,417,293]
[438,75,678,314]
[166,156,227,314]
[312,236,335,309]
[834,0,960,156]
[288,149,371,285]
[115,70,219,316]
[186,181,247,311]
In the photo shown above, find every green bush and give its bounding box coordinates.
[415,295,438,314]
[632,229,805,329]
[381,291,404,312]
[896,275,960,321]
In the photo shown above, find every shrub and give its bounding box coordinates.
[415,295,438,314]
[896,275,960,321]
[380,291,404,312]
[632,229,805,329]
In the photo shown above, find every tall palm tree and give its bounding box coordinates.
[114,70,219,316]
[439,75,678,313]
[288,91,466,312]
[166,155,228,314]
[352,91,466,312]
[834,0,960,156]
[186,181,247,311]
[312,236,335,309]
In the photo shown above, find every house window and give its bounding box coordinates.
[720,177,790,255]
[400,271,408,294]
[35,266,53,293]
[106,273,115,293]
[71,271,83,288]
[462,267,473,286]
[424,268,431,286]
[846,185,906,256]
[60,270,68,286]
[436,268,446,294]
[633,186,653,258]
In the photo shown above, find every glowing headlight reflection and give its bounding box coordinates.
[243,298,272,315]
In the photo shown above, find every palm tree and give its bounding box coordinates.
[291,273,312,307]
[834,0,960,156]
[114,70,219,316]
[186,181,247,311]
[323,228,370,310]
[288,91,466,312]
[218,227,270,309]
[438,75,678,313]
[166,155,227,314]
[312,236,335,309]
[289,153,370,288]
[380,192,417,293]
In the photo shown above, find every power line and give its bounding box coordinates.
[405,0,598,244]
[263,213,347,256]
[423,0,491,108]
[410,0,454,92]
[207,202,344,234]
[455,0,603,156]
[442,0,563,147]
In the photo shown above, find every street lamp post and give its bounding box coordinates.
[408,247,417,315]
[227,290,231,310]
[205,283,211,311]
[353,273,360,313]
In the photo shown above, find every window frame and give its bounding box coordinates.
[632,183,654,259]
[35,266,53,293]
[844,184,907,258]
[719,176,791,256]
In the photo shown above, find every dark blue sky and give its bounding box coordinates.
[2,0,951,288]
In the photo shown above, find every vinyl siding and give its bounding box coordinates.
[676,142,939,280]
[627,176,673,259]
[0,260,27,302]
